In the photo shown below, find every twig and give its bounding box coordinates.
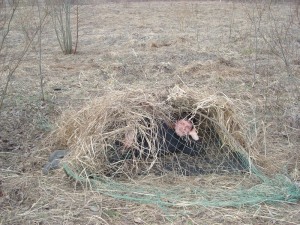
[0,8,48,111]
[74,0,79,54]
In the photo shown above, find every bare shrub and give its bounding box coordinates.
[47,0,79,54]
[0,0,48,110]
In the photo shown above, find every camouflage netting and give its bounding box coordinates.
[48,86,300,207]
[51,86,252,177]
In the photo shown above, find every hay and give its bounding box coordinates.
[49,86,253,178]
[44,86,300,208]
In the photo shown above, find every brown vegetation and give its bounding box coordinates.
[0,1,299,224]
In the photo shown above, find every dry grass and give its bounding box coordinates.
[1,170,300,224]
[1,1,300,224]
[47,86,252,180]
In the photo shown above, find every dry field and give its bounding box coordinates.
[1,1,300,224]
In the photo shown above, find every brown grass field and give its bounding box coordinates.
[0,1,300,224]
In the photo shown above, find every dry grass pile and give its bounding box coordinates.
[48,85,253,179]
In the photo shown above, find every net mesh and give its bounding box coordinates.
[50,87,300,208]
[105,117,249,178]
[63,164,300,208]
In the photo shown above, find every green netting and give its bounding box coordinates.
[52,88,300,208]
[63,162,300,208]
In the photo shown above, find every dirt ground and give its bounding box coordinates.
[0,1,300,224]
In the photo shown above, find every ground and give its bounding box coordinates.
[0,1,300,224]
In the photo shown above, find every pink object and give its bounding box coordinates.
[175,119,199,141]
[124,130,134,149]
